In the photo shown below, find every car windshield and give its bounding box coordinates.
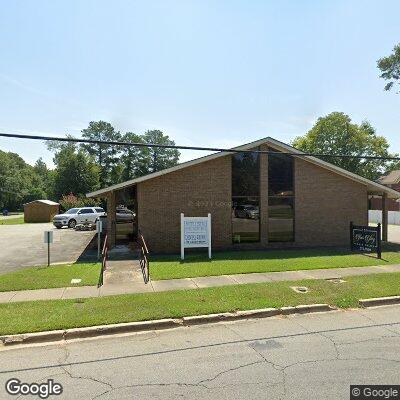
[65,208,79,214]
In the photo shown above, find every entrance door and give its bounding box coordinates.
[115,186,137,244]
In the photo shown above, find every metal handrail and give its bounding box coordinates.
[138,231,150,284]
[98,234,108,287]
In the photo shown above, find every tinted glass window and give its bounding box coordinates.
[232,152,260,197]
[80,208,94,214]
[268,153,294,196]
[65,208,79,214]
[268,198,294,242]
[268,151,294,242]
[232,151,260,243]
[95,208,104,213]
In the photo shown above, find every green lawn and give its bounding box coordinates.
[150,247,400,280]
[0,262,102,292]
[0,216,25,225]
[1,272,400,335]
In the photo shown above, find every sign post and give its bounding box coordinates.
[350,221,381,259]
[43,231,54,267]
[181,213,212,260]
[96,220,103,260]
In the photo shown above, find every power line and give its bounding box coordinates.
[0,132,399,161]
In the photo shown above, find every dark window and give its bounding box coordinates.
[95,208,105,213]
[232,152,259,196]
[79,208,94,214]
[268,152,294,242]
[268,153,294,196]
[232,152,260,243]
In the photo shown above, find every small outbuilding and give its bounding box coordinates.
[24,200,60,223]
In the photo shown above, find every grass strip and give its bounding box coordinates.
[1,272,400,335]
[0,262,101,292]
[0,216,25,225]
[150,247,400,280]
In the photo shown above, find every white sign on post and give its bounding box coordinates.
[181,213,211,260]
[44,231,53,244]
[44,231,53,267]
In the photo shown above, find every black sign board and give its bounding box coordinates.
[350,222,381,259]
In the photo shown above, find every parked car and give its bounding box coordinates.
[116,207,135,223]
[53,207,105,229]
[234,205,259,219]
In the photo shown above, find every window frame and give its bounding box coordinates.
[231,149,261,244]
[267,150,295,243]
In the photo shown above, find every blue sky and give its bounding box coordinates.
[1,0,400,167]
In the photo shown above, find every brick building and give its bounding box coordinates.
[87,137,400,254]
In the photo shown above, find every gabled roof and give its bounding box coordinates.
[24,199,59,206]
[378,170,400,185]
[87,137,400,199]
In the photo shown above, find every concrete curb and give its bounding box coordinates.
[359,296,400,308]
[0,304,334,346]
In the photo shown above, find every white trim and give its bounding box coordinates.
[24,199,59,206]
[86,137,400,199]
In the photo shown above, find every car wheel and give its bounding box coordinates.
[68,219,77,228]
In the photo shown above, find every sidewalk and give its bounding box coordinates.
[1,264,400,304]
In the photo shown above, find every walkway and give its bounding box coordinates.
[1,263,400,304]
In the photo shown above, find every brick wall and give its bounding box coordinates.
[295,158,368,246]
[137,156,232,253]
[137,153,369,253]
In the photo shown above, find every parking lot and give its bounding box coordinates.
[0,223,96,274]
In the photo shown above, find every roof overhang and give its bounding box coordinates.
[87,137,400,200]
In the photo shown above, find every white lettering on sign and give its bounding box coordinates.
[181,214,212,260]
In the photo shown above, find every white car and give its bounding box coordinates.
[53,207,105,229]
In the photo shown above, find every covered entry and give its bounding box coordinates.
[96,185,138,248]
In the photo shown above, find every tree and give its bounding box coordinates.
[52,143,100,200]
[81,121,122,186]
[119,132,147,181]
[141,130,180,174]
[292,112,397,181]
[0,150,47,210]
[378,43,400,92]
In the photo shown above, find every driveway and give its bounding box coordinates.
[0,223,96,274]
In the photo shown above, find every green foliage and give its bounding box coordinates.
[0,150,48,211]
[2,122,180,209]
[52,143,100,200]
[120,132,147,180]
[59,193,100,211]
[377,43,400,92]
[292,112,398,180]
[81,121,122,187]
[141,130,180,174]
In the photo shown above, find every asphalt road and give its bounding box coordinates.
[0,223,96,273]
[0,306,399,399]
